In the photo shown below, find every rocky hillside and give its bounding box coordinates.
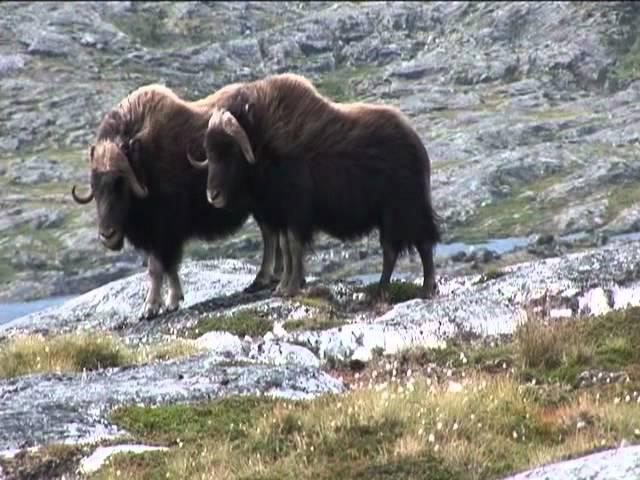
[3,239,640,478]
[1,1,639,303]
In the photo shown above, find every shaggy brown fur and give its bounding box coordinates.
[71,83,283,319]
[191,73,442,299]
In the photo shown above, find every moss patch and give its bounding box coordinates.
[361,280,423,304]
[451,171,571,242]
[611,35,640,82]
[315,64,380,103]
[0,259,17,284]
[604,181,640,222]
[110,396,277,446]
[189,310,274,339]
[284,315,346,332]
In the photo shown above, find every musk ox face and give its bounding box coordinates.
[71,139,149,251]
[188,107,256,209]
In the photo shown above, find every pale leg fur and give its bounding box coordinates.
[166,268,184,312]
[274,232,292,296]
[142,255,164,319]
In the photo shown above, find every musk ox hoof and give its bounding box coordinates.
[274,285,301,298]
[165,291,184,312]
[140,299,162,320]
[244,278,272,293]
[420,281,438,299]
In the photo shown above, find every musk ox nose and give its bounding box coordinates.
[207,189,221,205]
[100,228,116,241]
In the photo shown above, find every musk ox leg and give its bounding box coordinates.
[273,237,284,282]
[274,231,293,297]
[416,241,437,299]
[245,222,279,293]
[165,268,184,313]
[141,255,164,320]
[275,231,305,298]
[376,235,399,302]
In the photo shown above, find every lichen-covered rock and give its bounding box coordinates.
[502,445,640,480]
[0,352,344,451]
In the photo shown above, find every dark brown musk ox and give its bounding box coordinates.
[71,84,283,319]
[187,73,443,300]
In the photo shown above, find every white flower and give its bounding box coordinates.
[428,433,435,443]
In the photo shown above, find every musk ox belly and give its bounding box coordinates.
[310,161,384,241]
[191,199,250,241]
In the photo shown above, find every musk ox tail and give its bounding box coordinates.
[427,203,444,245]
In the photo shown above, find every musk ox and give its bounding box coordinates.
[187,73,442,300]
[71,83,283,319]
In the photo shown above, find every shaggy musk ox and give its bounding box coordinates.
[188,73,443,299]
[71,84,283,319]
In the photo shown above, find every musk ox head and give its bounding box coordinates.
[71,138,148,251]
[188,106,255,209]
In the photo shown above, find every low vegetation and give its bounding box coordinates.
[188,310,275,339]
[451,172,571,242]
[361,279,424,304]
[474,267,507,284]
[0,332,200,379]
[314,64,379,103]
[89,306,640,480]
[0,444,84,480]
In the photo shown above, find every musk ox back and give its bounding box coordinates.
[189,73,443,300]
[71,84,282,319]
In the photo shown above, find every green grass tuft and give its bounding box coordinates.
[189,310,274,339]
[361,280,423,304]
[110,396,277,446]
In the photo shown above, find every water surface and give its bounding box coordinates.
[0,295,76,325]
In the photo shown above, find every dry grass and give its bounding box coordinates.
[90,306,640,479]
[513,306,640,385]
[92,372,640,480]
[0,332,201,379]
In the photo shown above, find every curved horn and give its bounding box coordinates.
[121,138,149,199]
[123,166,148,198]
[222,111,255,164]
[209,109,256,164]
[187,150,208,169]
[71,184,94,204]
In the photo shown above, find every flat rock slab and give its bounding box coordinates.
[0,259,261,336]
[6,240,640,363]
[0,351,344,451]
[287,239,640,361]
[502,445,640,480]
